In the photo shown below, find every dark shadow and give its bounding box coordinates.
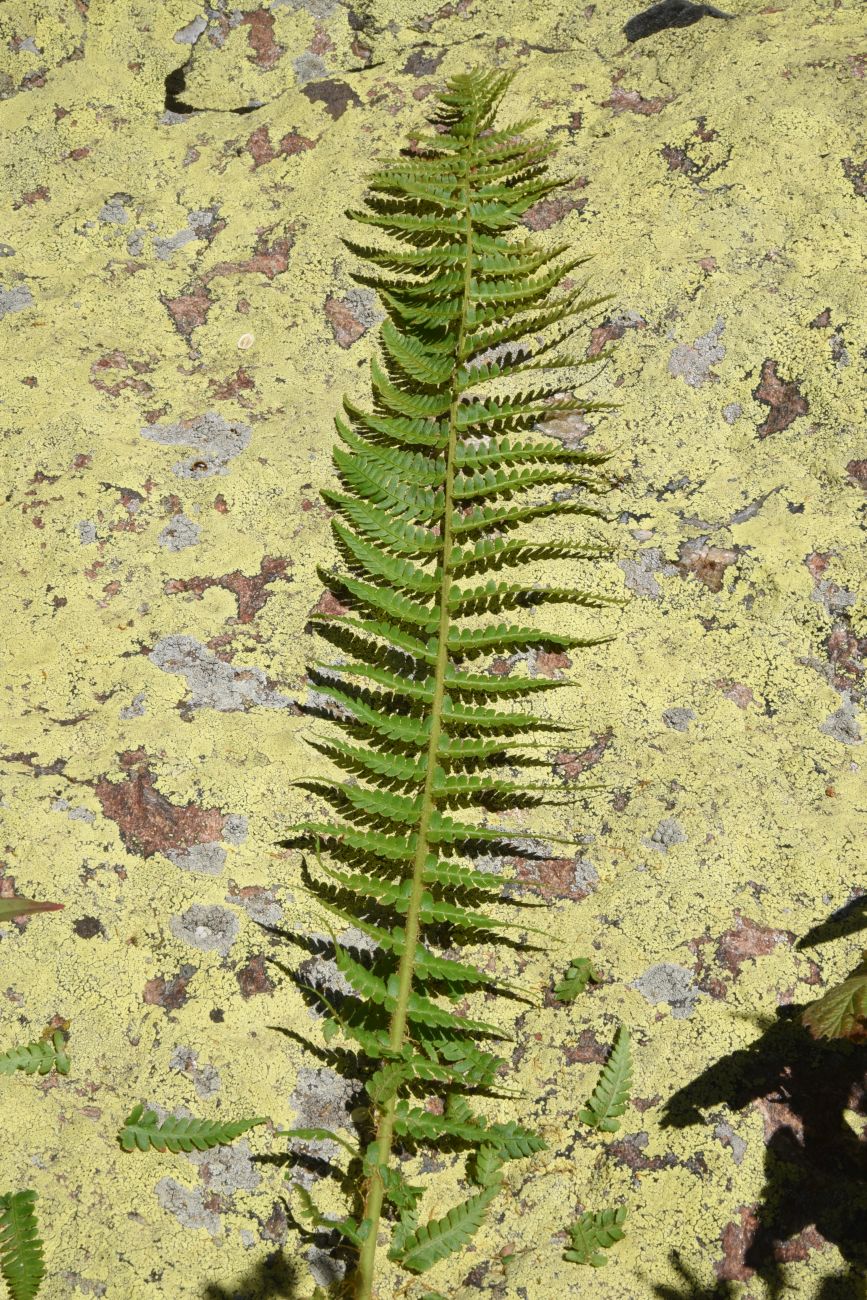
[201,1248,300,1299]
[623,0,734,44]
[647,1250,740,1298]
[163,60,263,116]
[661,1005,867,1287]
[797,895,867,950]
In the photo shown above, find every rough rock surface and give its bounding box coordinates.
[1,0,864,1296]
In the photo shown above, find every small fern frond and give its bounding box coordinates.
[0,1031,69,1078]
[554,958,599,1003]
[0,1191,45,1300]
[564,1206,628,1266]
[578,1027,633,1133]
[118,1104,266,1153]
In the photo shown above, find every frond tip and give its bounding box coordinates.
[0,1190,45,1300]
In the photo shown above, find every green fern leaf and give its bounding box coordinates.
[564,1206,628,1266]
[0,1031,69,1077]
[578,1027,633,1132]
[390,1185,499,1273]
[554,958,600,1003]
[276,65,623,1295]
[118,1104,266,1153]
[0,1191,44,1300]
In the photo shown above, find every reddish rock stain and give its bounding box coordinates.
[93,749,225,857]
[716,913,795,977]
[165,555,291,624]
[752,359,809,438]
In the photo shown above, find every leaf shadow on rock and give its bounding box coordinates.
[660,1006,867,1288]
[646,1249,865,1299]
[201,1248,300,1299]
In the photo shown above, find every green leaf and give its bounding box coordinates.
[285,64,624,1297]
[578,1026,633,1133]
[389,1185,499,1273]
[0,1030,69,1077]
[0,1191,45,1300]
[554,958,599,1002]
[0,898,63,923]
[118,1105,267,1153]
[802,955,867,1042]
[564,1206,628,1267]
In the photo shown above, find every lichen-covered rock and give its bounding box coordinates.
[2,0,864,1295]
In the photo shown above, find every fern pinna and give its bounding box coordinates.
[284,67,621,1297]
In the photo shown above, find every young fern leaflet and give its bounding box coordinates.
[283,67,622,1298]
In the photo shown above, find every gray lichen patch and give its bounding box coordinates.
[668,316,726,387]
[169,1045,222,1099]
[167,842,227,876]
[713,1117,748,1165]
[0,283,34,318]
[119,691,147,719]
[187,1139,261,1193]
[149,635,292,712]
[646,818,688,851]
[289,1066,358,1133]
[632,963,702,1019]
[154,229,198,261]
[154,1178,221,1236]
[820,694,863,745]
[174,15,208,43]
[158,515,201,551]
[170,904,239,956]
[97,194,132,224]
[286,1066,359,1189]
[140,412,251,478]
[619,548,677,598]
[293,52,328,86]
[222,814,248,845]
[662,707,695,731]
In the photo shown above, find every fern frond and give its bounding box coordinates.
[118,1104,266,1153]
[0,1031,69,1077]
[554,958,600,1003]
[0,1191,45,1300]
[578,1027,633,1133]
[282,65,623,1297]
[389,1185,499,1273]
[564,1206,628,1266]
